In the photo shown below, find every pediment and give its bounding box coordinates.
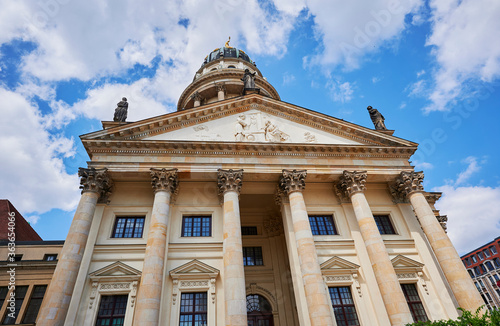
[82,95,417,150]
[89,261,141,279]
[391,255,424,272]
[170,259,219,279]
[321,256,360,271]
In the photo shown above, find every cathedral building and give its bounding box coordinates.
[35,43,483,326]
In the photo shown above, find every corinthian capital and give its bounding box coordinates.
[78,167,113,203]
[279,169,307,195]
[217,169,243,195]
[150,168,179,194]
[337,171,367,198]
[393,171,425,198]
[215,82,226,93]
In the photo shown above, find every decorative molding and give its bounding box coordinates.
[418,272,429,295]
[150,168,178,194]
[424,192,442,205]
[78,167,113,203]
[263,216,283,236]
[170,260,219,306]
[333,182,351,203]
[321,256,362,297]
[234,112,290,143]
[304,132,317,143]
[246,283,277,307]
[215,82,226,93]
[397,273,417,279]
[392,171,425,200]
[190,91,203,102]
[324,275,352,282]
[391,255,424,274]
[279,169,307,195]
[436,215,448,232]
[217,168,243,196]
[274,185,289,206]
[337,170,367,197]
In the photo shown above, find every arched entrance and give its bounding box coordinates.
[246,294,274,326]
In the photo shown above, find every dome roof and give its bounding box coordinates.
[202,46,255,67]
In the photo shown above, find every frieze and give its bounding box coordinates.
[397,273,417,279]
[180,280,209,288]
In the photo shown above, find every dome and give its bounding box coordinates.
[202,46,255,67]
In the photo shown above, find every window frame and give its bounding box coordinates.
[471,255,478,263]
[178,292,208,326]
[308,215,338,236]
[1,285,29,324]
[373,215,397,235]
[401,283,429,323]
[94,294,128,326]
[43,254,57,261]
[181,216,212,237]
[328,286,361,326]
[243,247,264,266]
[478,252,484,260]
[490,246,498,255]
[111,216,145,239]
[22,284,47,324]
[241,226,258,236]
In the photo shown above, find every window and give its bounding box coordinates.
[401,284,429,322]
[2,285,28,324]
[112,217,145,238]
[0,288,7,312]
[494,258,500,268]
[22,285,47,324]
[481,294,489,304]
[494,274,500,282]
[481,264,489,273]
[474,266,482,276]
[484,249,491,258]
[472,255,478,263]
[475,282,481,292]
[373,215,396,235]
[309,215,338,235]
[464,257,471,266]
[182,216,211,237]
[485,261,494,272]
[479,280,486,288]
[489,276,496,286]
[95,295,128,326]
[243,247,263,266]
[468,269,475,278]
[241,226,258,236]
[328,287,360,326]
[9,255,22,262]
[490,246,498,255]
[485,293,493,301]
[43,254,57,261]
[478,252,484,260]
[179,292,207,326]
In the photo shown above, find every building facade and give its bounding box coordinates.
[35,45,483,326]
[462,237,500,310]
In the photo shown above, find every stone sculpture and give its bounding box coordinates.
[367,105,387,130]
[241,69,256,89]
[113,97,128,122]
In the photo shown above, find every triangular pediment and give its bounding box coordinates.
[81,95,417,149]
[391,255,424,272]
[89,261,141,279]
[321,256,360,271]
[170,259,219,278]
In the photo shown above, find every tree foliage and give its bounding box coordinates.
[406,307,500,326]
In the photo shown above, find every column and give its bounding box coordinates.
[133,168,178,326]
[216,82,226,101]
[191,91,203,107]
[279,169,334,326]
[217,168,247,326]
[337,171,413,326]
[37,168,112,326]
[394,171,484,312]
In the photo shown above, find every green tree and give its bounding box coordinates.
[406,307,500,326]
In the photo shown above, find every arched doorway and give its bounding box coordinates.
[246,294,274,326]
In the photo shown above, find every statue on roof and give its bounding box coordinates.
[225,36,232,48]
[367,105,387,130]
[113,97,128,122]
[241,69,256,89]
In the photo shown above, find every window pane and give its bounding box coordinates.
[22,285,47,323]
[328,287,360,326]
[112,217,145,238]
[2,286,28,324]
[0,287,7,315]
[401,284,428,322]
[243,247,263,266]
[95,295,128,326]
[182,216,211,237]
[309,215,337,235]
[180,292,207,326]
[490,246,498,255]
[373,215,396,235]
[241,226,258,235]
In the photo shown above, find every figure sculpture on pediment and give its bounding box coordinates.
[264,120,289,142]
[113,97,128,122]
[235,114,249,141]
[241,69,256,89]
[367,105,387,130]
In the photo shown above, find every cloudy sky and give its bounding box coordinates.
[0,0,499,255]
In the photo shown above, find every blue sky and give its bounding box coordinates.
[0,0,499,254]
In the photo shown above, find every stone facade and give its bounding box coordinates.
[34,45,483,326]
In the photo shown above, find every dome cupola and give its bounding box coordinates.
[177,38,280,111]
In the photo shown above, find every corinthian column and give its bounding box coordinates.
[279,169,334,326]
[394,171,484,312]
[133,168,178,326]
[217,169,247,326]
[337,171,412,326]
[37,168,112,326]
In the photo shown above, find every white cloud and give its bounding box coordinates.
[454,156,481,186]
[425,0,500,112]
[414,161,434,170]
[435,185,500,255]
[282,72,296,85]
[0,87,80,215]
[372,76,382,83]
[406,79,426,97]
[326,79,354,103]
[25,215,40,225]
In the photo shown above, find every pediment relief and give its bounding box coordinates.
[170,259,220,279]
[321,256,360,273]
[391,255,424,272]
[89,261,141,281]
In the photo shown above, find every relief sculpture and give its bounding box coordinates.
[234,113,290,143]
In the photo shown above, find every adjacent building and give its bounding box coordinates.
[34,44,484,326]
[462,237,500,310]
[0,200,64,325]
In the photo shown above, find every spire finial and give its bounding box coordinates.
[225,36,231,48]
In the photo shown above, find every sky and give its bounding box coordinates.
[0,0,499,255]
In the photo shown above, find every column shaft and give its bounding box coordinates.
[409,192,484,311]
[37,191,99,326]
[289,191,334,326]
[350,192,413,326]
[133,190,172,325]
[223,190,247,326]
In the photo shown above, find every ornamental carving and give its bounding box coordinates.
[274,185,289,206]
[234,112,290,143]
[215,82,226,93]
[180,280,209,288]
[392,171,425,199]
[336,171,367,198]
[264,216,283,236]
[78,167,113,203]
[279,169,307,195]
[190,91,203,102]
[150,168,178,194]
[217,169,243,195]
[324,275,352,282]
[437,215,448,232]
[397,273,417,279]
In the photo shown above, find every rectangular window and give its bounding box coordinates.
[401,284,429,322]
[468,269,475,278]
[179,292,207,326]
[308,215,338,235]
[0,287,7,312]
[474,266,482,276]
[328,287,360,326]
[22,285,47,324]
[2,285,28,324]
[475,282,481,292]
[485,261,494,271]
[43,254,57,261]
[494,257,500,268]
[494,274,500,282]
[472,255,478,263]
[243,247,263,266]
[181,216,211,237]
[241,226,258,236]
[478,252,484,260]
[95,295,128,326]
[373,215,396,235]
[12,255,22,262]
[484,249,491,257]
[112,216,145,238]
[490,246,498,255]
